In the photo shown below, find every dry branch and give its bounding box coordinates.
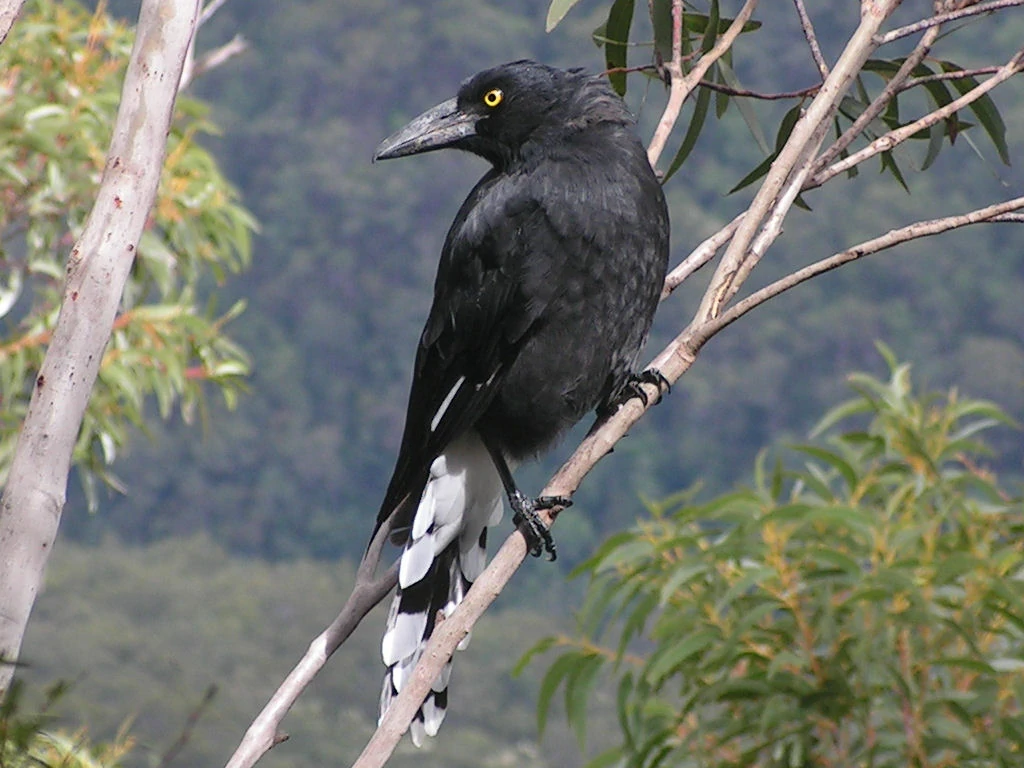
[815,24,940,172]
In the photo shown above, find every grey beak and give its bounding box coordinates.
[373,98,478,161]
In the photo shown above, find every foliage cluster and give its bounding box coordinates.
[530,350,1024,767]
[1,680,131,768]
[0,0,255,506]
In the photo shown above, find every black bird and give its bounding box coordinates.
[371,60,669,744]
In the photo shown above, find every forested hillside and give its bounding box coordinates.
[54,0,1023,568]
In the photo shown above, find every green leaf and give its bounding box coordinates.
[728,151,774,195]
[566,654,605,747]
[790,445,858,493]
[537,653,579,736]
[513,635,557,676]
[700,0,719,54]
[940,60,1010,165]
[921,121,945,171]
[604,0,634,96]
[880,149,909,192]
[662,77,710,183]
[716,56,769,154]
[546,0,583,32]
[645,628,719,684]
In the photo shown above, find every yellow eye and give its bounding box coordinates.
[483,88,503,108]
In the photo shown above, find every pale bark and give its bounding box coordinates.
[0,0,24,45]
[0,0,200,693]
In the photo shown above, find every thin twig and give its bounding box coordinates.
[648,0,760,168]
[662,214,743,298]
[695,195,1024,342]
[792,0,830,78]
[897,65,1004,93]
[877,0,1024,44]
[224,516,398,768]
[179,33,247,89]
[157,685,218,768]
[816,24,940,173]
[810,47,1024,188]
[696,79,819,100]
[199,0,232,26]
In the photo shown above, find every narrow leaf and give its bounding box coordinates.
[605,0,635,96]
[546,0,584,32]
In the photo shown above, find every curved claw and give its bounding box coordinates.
[609,368,671,412]
[510,492,565,561]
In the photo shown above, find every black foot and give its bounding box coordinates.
[615,368,671,411]
[510,492,570,561]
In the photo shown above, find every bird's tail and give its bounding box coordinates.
[379,432,503,745]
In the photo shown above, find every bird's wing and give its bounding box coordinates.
[374,171,569,538]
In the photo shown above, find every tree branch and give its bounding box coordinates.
[876,0,1024,44]
[179,33,248,90]
[662,213,744,298]
[695,79,820,100]
[224,515,398,767]
[693,0,902,323]
[696,195,1024,342]
[810,46,1024,188]
[792,0,830,79]
[648,0,760,169]
[0,0,199,695]
[897,65,1005,93]
[815,24,940,173]
[0,0,23,45]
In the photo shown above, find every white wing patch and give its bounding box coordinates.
[430,375,466,431]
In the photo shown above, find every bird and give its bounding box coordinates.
[370,60,670,745]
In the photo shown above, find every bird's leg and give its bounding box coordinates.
[480,434,568,561]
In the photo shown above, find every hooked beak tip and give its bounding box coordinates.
[373,98,476,162]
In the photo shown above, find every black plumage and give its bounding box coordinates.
[371,60,669,744]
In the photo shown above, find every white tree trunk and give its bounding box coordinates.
[0,0,200,694]
[0,0,25,45]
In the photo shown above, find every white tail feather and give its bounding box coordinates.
[379,431,504,744]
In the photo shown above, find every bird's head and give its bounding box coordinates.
[373,60,632,168]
